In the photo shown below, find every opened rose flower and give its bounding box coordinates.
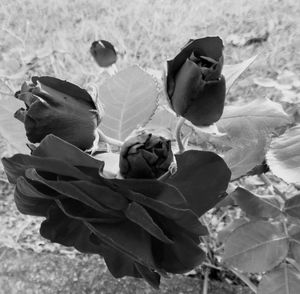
[1,135,230,288]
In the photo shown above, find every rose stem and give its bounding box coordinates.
[97,129,123,147]
[175,117,186,154]
[202,267,209,294]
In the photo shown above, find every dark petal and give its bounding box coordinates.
[40,205,102,254]
[90,40,117,68]
[170,59,205,116]
[170,59,226,125]
[91,238,161,288]
[119,133,149,160]
[184,75,226,126]
[90,238,142,278]
[86,220,158,270]
[125,202,173,244]
[134,263,161,289]
[20,81,36,93]
[120,133,172,179]
[165,150,231,217]
[17,176,58,200]
[26,170,128,212]
[1,153,89,184]
[31,88,61,107]
[14,108,27,123]
[33,135,103,171]
[119,156,129,175]
[56,198,122,223]
[25,100,97,150]
[204,55,224,80]
[120,135,147,156]
[125,153,155,179]
[167,37,224,97]
[178,37,223,70]
[112,180,206,235]
[14,177,54,216]
[31,76,95,108]
[158,230,205,273]
[140,149,158,165]
[18,91,39,107]
[112,178,187,207]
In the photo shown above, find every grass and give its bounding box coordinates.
[0,0,299,293]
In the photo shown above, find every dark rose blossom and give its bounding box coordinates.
[14,76,100,151]
[1,135,211,289]
[119,132,173,179]
[166,37,226,126]
[90,40,117,67]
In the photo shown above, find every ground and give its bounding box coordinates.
[0,0,299,293]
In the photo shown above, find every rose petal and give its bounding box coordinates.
[167,36,224,97]
[165,150,231,216]
[125,202,174,244]
[32,76,95,107]
[25,169,127,212]
[14,177,54,216]
[86,220,157,270]
[40,205,102,254]
[1,154,90,184]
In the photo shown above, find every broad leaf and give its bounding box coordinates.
[0,79,13,97]
[217,218,248,243]
[100,65,159,141]
[231,187,282,219]
[258,264,300,294]
[223,55,257,93]
[267,125,300,185]
[223,221,288,272]
[285,194,300,219]
[0,95,28,154]
[145,105,177,136]
[290,231,300,265]
[202,97,290,179]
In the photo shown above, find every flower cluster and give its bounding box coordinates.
[1,36,231,288]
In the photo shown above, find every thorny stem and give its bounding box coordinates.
[259,174,287,201]
[175,117,186,154]
[97,129,123,147]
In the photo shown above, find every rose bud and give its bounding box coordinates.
[119,132,173,179]
[14,76,101,151]
[90,40,117,67]
[166,36,226,126]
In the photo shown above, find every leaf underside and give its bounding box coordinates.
[100,65,159,141]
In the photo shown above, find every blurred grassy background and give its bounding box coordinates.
[0,0,299,293]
